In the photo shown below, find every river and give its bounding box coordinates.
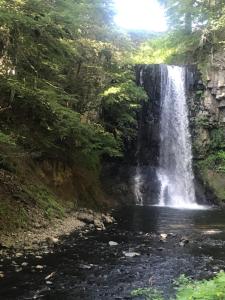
[1,205,225,299]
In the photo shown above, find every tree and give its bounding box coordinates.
[0,0,146,169]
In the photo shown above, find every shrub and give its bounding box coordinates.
[131,271,225,300]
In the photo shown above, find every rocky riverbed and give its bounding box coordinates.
[1,206,225,299]
[0,209,114,250]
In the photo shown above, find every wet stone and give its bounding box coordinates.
[109,241,119,246]
[123,251,140,258]
[35,265,44,270]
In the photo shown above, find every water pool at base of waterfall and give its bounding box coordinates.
[115,205,223,235]
[151,203,211,210]
[1,205,225,299]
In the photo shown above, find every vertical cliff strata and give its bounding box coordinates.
[190,54,225,203]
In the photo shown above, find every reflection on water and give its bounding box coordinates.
[116,206,225,236]
[152,203,211,210]
[115,205,225,260]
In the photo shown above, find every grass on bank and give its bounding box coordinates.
[131,271,225,300]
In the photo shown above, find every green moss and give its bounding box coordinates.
[23,184,65,219]
[209,128,225,151]
[196,115,210,128]
[198,61,210,85]
[0,200,29,231]
[131,288,163,300]
[0,154,16,172]
[196,158,225,201]
[0,131,16,146]
[198,151,225,173]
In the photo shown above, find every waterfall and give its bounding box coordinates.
[134,166,143,205]
[157,65,196,208]
[134,66,144,206]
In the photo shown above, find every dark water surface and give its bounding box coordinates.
[1,206,225,299]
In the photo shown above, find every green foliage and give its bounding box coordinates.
[0,131,16,145]
[132,29,202,65]
[196,115,210,128]
[131,35,177,64]
[209,128,225,151]
[133,1,225,66]
[131,272,225,300]
[24,184,65,219]
[198,128,225,173]
[131,288,163,300]
[101,70,147,148]
[0,200,29,231]
[174,271,225,300]
[0,0,144,172]
[199,151,225,173]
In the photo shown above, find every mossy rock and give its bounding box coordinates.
[199,167,225,201]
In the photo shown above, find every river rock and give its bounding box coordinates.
[15,252,23,258]
[157,247,164,251]
[102,214,115,224]
[123,251,140,257]
[36,265,44,270]
[79,264,92,269]
[46,237,59,245]
[15,268,22,272]
[179,236,189,247]
[77,212,94,224]
[109,241,118,246]
[94,219,105,230]
[168,232,176,237]
[160,233,168,242]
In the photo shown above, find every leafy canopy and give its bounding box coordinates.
[0,0,146,169]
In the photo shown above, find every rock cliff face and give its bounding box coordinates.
[189,54,225,203]
[135,64,162,204]
[190,69,225,156]
[135,64,162,166]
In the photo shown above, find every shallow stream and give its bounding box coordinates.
[1,205,225,299]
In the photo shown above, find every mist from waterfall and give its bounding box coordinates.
[157,65,196,208]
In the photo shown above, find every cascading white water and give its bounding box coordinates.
[134,68,144,206]
[157,65,196,208]
[134,166,143,205]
